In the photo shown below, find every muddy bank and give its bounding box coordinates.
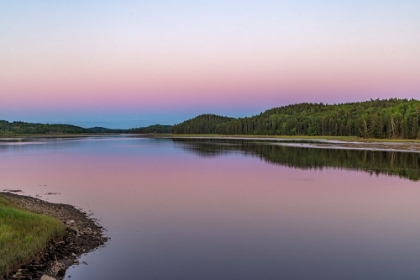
[0,192,108,280]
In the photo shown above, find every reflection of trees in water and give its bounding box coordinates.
[172,138,420,181]
[173,140,244,157]
[0,138,86,152]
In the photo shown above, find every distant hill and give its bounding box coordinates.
[86,127,126,133]
[128,124,172,134]
[171,99,420,139]
[170,114,234,134]
[0,121,172,135]
[0,121,88,135]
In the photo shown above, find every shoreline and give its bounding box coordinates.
[0,133,123,139]
[2,133,420,143]
[0,192,108,280]
[1,133,420,153]
[163,135,420,153]
[165,134,420,143]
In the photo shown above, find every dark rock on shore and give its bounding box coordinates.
[2,189,22,193]
[0,192,109,280]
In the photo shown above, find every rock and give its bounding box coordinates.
[40,276,56,280]
[57,268,66,277]
[66,220,79,235]
[65,220,75,226]
[49,261,65,276]
[2,189,22,193]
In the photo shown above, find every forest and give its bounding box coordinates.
[171,99,420,139]
[0,121,169,135]
[0,121,89,135]
[128,124,172,134]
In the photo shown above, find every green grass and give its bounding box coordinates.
[0,196,66,276]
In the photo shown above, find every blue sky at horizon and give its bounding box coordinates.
[1,0,419,128]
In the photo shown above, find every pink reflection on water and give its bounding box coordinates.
[1,138,420,279]
[1,149,419,237]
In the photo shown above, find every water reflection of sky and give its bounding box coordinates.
[1,137,420,280]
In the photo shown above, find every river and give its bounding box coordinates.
[1,136,419,279]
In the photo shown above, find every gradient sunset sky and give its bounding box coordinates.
[1,1,419,128]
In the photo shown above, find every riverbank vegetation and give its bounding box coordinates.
[0,195,66,276]
[172,99,420,139]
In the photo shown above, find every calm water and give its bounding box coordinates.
[1,136,420,280]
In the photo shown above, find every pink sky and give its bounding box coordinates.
[1,1,419,127]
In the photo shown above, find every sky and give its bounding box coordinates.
[1,0,419,128]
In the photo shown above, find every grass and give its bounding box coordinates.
[0,195,66,276]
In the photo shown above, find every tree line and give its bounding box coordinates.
[0,121,88,135]
[171,99,420,139]
[0,121,171,135]
[128,124,172,134]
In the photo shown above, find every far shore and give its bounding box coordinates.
[161,135,420,153]
[165,134,420,143]
[0,133,124,138]
[1,134,420,153]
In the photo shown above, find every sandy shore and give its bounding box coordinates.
[0,192,108,280]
